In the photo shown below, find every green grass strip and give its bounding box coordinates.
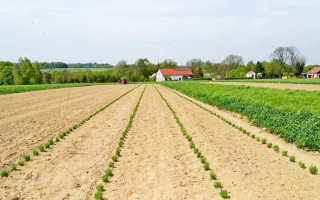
[95,85,147,199]
[1,85,141,178]
[153,84,228,198]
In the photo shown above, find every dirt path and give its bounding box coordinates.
[204,81,320,91]
[0,86,144,200]
[156,85,320,199]
[0,84,136,168]
[103,85,216,200]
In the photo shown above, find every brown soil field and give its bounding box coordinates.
[0,84,136,168]
[204,81,320,91]
[1,84,319,199]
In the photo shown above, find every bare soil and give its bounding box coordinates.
[0,85,136,168]
[204,81,320,91]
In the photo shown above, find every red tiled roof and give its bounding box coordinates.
[246,71,255,74]
[159,68,193,76]
[307,67,320,74]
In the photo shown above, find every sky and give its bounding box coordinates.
[0,0,319,65]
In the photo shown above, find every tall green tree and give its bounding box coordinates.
[0,62,14,85]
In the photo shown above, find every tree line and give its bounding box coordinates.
[39,62,113,69]
[0,46,316,85]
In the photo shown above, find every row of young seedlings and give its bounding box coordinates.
[162,85,318,175]
[153,85,229,199]
[0,85,140,178]
[94,85,147,200]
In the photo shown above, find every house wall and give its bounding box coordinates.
[156,70,165,82]
[246,73,255,78]
[169,75,183,81]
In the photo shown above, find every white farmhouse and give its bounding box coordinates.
[156,69,193,82]
[246,71,256,79]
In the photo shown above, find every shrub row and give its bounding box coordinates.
[94,85,146,200]
[153,85,229,199]
[1,85,140,179]
[161,85,318,175]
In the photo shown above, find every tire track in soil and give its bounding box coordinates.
[0,86,144,200]
[0,85,136,168]
[156,84,320,200]
[103,85,216,200]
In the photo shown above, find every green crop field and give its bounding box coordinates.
[161,82,320,151]
[40,68,111,72]
[0,83,116,95]
[214,78,320,85]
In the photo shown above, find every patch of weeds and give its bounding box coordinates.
[197,152,202,158]
[200,157,207,164]
[210,171,217,180]
[48,139,54,145]
[267,143,272,148]
[105,168,112,176]
[112,155,118,162]
[55,137,59,142]
[33,150,38,156]
[18,161,24,166]
[96,184,104,192]
[251,134,255,139]
[203,162,210,171]
[282,151,288,156]
[10,163,17,171]
[108,162,114,168]
[289,155,295,162]
[39,145,45,152]
[256,137,260,142]
[116,147,120,156]
[24,155,30,161]
[1,170,8,177]
[190,141,195,149]
[273,145,279,152]
[261,138,267,144]
[220,190,228,198]
[102,174,108,182]
[309,165,318,175]
[299,161,306,169]
[94,191,103,200]
[194,148,199,154]
[214,181,222,188]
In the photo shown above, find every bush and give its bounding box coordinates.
[10,163,17,171]
[112,155,117,162]
[210,171,217,180]
[214,181,222,188]
[203,162,210,171]
[309,165,318,175]
[108,162,114,168]
[96,184,104,192]
[273,145,279,152]
[220,190,228,198]
[102,174,108,182]
[1,170,8,177]
[282,151,288,156]
[267,143,272,148]
[39,145,45,152]
[299,161,306,169]
[18,161,24,166]
[24,154,30,161]
[261,138,267,144]
[94,191,103,200]
[289,155,295,162]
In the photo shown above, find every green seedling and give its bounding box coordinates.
[214,181,222,188]
[220,190,228,198]
[289,155,295,162]
[9,164,17,171]
[309,165,318,175]
[261,138,267,144]
[18,161,24,166]
[96,184,104,192]
[108,162,114,168]
[273,145,279,152]
[1,170,8,177]
[194,148,199,154]
[48,139,53,145]
[251,134,255,139]
[102,174,108,182]
[203,162,210,171]
[299,161,306,169]
[267,143,272,148]
[197,152,202,158]
[282,151,288,156]
[210,171,217,180]
[56,137,59,142]
[112,155,117,162]
[24,154,30,161]
[200,157,207,164]
[33,150,38,156]
[94,191,103,200]
[39,145,45,152]
[105,168,112,176]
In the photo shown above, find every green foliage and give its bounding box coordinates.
[9,164,17,171]
[190,141,195,149]
[220,190,228,198]
[39,145,45,152]
[210,171,217,180]
[112,155,117,162]
[256,137,260,141]
[33,150,38,156]
[105,168,112,176]
[94,191,103,200]
[214,181,222,188]
[102,174,108,182]
[203,162,210,171]
[48,139,54,145]
[267,143,272,148]
[289,155,295,162]
[45,143,50,149]
[18,161,24,166]
[108,162,114,168]
[261,138,267,144]
[96,184,104,192]
[251,134,255,139]
[197,152,202,158]
[282,151,288,156]
[273,145,280,152]
[118,141,123,147]
[299,161,306,169]
[56,137,59,142]
[1,170,8,177]
[116,147,120,156]
[200,157,207,164]
[309,165,318,175]
[194,148,199,154]
[24,154,30,161]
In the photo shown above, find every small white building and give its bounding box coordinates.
[246,71,256,79]
[306,67,320,78]
[156,68,193,82]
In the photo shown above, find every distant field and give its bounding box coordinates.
[40,68,111,72]
[214,78,320,84]
[0,83,116,95]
